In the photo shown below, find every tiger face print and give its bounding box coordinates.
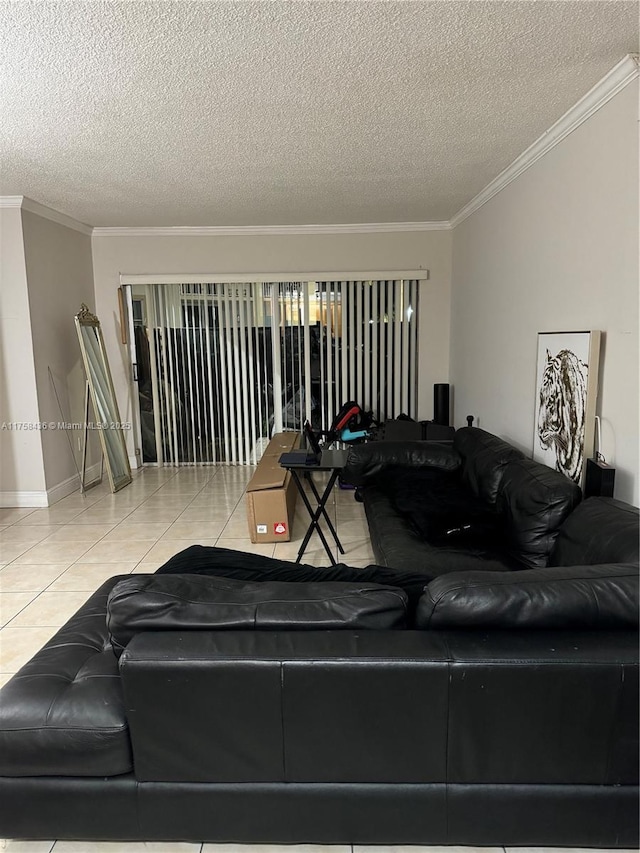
[537,348,588,483]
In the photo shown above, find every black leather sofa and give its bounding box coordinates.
[0,428,638,846]
[344,425,591,574]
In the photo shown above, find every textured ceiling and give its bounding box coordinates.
[0,1,637,227]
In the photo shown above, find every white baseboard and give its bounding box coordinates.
[0,491,49,508]
[46,471,85,505]
[0,463,104,508]
[49,463,104,504]
[47,463,105,505]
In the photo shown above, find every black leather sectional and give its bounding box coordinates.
[345,426,589,573]
[0,427,637,845]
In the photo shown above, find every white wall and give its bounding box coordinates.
[21,210,97,494]
[0,208,46,501]
[450,81,639,505]
[91,229,453,458]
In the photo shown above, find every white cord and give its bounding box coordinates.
[594,415,606,463]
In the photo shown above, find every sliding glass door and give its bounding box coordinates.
[127,279,419,466]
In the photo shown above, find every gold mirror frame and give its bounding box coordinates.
[74,303,132,493]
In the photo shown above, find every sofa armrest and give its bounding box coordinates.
[343,440,461,486]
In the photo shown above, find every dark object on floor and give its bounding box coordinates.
[584,456,616,497]
[338,476,355,490]
[433,383,450,426]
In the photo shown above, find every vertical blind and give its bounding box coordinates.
[138,279,419,466]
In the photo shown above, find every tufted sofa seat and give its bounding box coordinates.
[0,576,132,777]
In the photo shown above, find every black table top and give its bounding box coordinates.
[279,449,349,471]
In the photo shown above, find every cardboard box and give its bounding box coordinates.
[246,432,300,543]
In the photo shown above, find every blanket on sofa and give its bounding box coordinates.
[156,545,435,617]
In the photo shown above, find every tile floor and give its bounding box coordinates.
[0,468,632,853]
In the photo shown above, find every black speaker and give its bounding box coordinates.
[433,383,450,426]
[584,458,616,498]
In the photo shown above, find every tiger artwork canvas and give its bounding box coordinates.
[533,331,601,485]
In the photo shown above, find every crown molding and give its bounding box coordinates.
[0,196,24,209]
[21,197,93,235]
[0,198,448,235]
[92,220,451,237]
[0,196,92,235]
[450,53,640,229]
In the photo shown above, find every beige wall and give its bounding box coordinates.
[91,229,453,459]
[450,82,639,505]
[21,210,97,492]
[0,208,46,500]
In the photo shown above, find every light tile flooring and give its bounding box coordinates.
[0,469,632,853]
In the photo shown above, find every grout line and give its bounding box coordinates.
[1,589,50,629]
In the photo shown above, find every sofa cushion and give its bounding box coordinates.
[0,576,132,777]
[416,564,640,629]
[360,484,518,574]
[549,496,640,567]
[386,467,505,550]
[107,574,408,656]
[497,457,583,569]
[453,427,525,508]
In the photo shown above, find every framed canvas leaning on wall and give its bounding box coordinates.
[533,330,601,487]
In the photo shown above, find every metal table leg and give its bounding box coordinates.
[290,469,337,565]
[304,471,345,554]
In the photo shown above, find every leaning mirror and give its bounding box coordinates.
[75,304,132,492]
